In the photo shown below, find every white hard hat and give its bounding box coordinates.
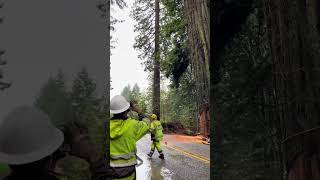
[0,106,64,165]
[110,95,130,114]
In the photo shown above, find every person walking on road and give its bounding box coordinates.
[147,114,164,159]
[109,95,150,180]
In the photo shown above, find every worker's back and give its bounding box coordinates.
[110,118,149,167]
[150,120,163,140]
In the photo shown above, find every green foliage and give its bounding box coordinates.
[130,0,198,131]
[35,68,106,180]
[160,0,189,86]
[121,83,141,102]
[131,0,156,71]
[58,157,90,180]
[131,0,189,83]
[35,71,74,128]
[121,84,133,101]
[131,83,141,100]
[97,0,127,49]
[160,68,198,131]
[120,83,150,113]
[70,67,105,150]
[70,68,100,126]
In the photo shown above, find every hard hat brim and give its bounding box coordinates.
[110,102,130,114]
[0,128,64,165]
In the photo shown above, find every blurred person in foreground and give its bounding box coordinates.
[0,105,111,180]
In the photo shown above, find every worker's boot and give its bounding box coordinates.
[148,151,154,158]
[159,152,164,160]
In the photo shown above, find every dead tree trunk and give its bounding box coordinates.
[264,0,320,179]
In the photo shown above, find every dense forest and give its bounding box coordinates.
[130,0,209,135]
[33,68,106,180]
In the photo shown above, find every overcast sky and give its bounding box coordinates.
[110,1,149,98]
[0,0,107,121]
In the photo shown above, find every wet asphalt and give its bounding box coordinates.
[135,134,210,180]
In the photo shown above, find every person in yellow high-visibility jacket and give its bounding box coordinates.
[110,95,150,180]
[148,114,164,159]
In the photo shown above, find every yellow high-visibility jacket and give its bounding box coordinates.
[110,118,149,167]
[150,120,163,141]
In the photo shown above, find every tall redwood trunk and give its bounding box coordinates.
[184,0,210,135]
[153,0,161,119]
[264,0,320,179]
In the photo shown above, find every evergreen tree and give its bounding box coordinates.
[35,71,73,127]
[70,67,99,126]
[121,84,132,101]
[131,83,141,101]
[132,0,161,118]
[161,0,189,86]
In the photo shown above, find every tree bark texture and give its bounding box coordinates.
[152,0,161,119]
[184,0,210,125]
[264,0,320,179]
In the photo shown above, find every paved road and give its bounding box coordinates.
[136,134,210,180]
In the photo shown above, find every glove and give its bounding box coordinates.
[138,114,145,121]
[64,123,102,163]
[151,133,155,141]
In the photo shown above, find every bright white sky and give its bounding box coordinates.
[110,1,149,98]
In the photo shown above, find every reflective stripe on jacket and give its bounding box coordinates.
[150,120,163,141]
[110,118,149,167]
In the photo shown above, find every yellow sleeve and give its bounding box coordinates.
[135,119,150,141]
